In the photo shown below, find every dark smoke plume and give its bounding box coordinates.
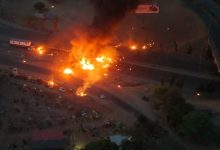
[89,0,139,36]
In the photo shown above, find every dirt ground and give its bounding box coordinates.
[0,69,136,149]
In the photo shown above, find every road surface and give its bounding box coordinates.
[184,0,220,73]
[0,19,219,120]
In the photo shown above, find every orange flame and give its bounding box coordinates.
[96,56,113,69]
[36,46,45,55]
[80,58,95,71]
[47,80,55,88]
[76,91,87,97]
[76,87,87,97]
[96,56,105,63]
[130,45,137,50]
[64,68,74,75]
[61,31,118,96]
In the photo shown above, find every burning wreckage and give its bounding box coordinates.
[11,0,140,97]
[58,0,140,96]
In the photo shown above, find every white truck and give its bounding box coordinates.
[9,39,32,48]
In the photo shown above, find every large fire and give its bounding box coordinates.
[34,0,140,97]
[62,35,117,96]
[76,87,88,97]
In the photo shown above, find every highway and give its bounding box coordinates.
[0,23,145,117]
[184,0,220,73]
[0,18,219,119]
[0,21,50,42]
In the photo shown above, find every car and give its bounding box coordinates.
[9,39,32,47]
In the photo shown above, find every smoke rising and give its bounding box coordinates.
[89,0,139,36]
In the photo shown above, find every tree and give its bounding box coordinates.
[85,139,118,150]
[180,111,214,143]
[121,134,185,150]
[121,140,138,150]
[135,115,167,138]
[163,90,194,128]
[157,136,185,150]
[175,79,184,89]
[166,101,193,129]
[169,76,176,87]
[153,86,169,109]
[34,2,46,12]
[121,137,156,150]
[196,83,205,93]
[205,81,216,95]
[47,0,64,4]
[153,89,194,128]
[212,127,220,147]
[154,86,168,96]
[121,115,168,150]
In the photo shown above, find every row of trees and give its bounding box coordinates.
[160,75,217,96]
[34,2,48,13]
[196,81,216,95]
[172,41,213,60]
[185,44,213,60]
[32,1,59,31]
[83,115,184,150]
[160,76,184,89]
[34,0,66,12]
[80,86,220,150]
[153,87,220,144]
